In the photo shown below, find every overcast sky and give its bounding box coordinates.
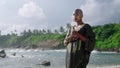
[0,0,120,35]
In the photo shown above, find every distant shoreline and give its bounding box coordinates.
[0,48,66,52]
[0,48,120,53]
[94,65,120,68]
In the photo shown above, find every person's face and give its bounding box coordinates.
[73,13,83,22]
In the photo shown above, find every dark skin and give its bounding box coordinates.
[66,12,87,43]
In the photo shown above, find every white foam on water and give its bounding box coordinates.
[9,49,20,52]
[91,50,99,53]
[6,54,23,58]
[45,49,66,52]
[91,50,117,54]
[27,55,34,58]
[19,49,26,52]
[33,49,39,52]
[95,65,120,68]
[100,51,117,53]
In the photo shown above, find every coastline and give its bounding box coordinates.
[0,48,66,53]
[1,48,120,53]
[95,65,120,68]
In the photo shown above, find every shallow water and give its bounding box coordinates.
[0,49,120,68]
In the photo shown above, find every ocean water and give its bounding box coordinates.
[0,49,120,68]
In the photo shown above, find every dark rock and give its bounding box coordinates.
[12,52,16,56]
[117,48,120,52]
[31,44,38,49]
[21,55,24,58]
[41,61,51,66]
[0,50,6,58]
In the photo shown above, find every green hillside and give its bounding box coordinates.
[0,22,120,51]
[93,23,120,51]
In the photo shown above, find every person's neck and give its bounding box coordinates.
[77,20,84,25]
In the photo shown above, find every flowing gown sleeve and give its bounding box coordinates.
[84,24,95,52]
[64,26,73,68]
[64,27,71,46]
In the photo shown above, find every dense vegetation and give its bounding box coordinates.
[0,22,120,51]
[93,22,120,51]
[0,26,66,49]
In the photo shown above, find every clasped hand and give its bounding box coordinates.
[66,31,79,42]
[71,31,79,38]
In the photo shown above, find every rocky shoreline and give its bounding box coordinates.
[1,46,120,53]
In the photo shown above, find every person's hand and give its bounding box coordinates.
[65,36,75,43]
[72,31,87,42]
[64,41,69,46]
[72,31,79,38]
[66,37,73,42]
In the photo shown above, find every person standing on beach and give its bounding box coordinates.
[64,9,95,68]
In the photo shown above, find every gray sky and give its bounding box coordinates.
[0,0,120,35]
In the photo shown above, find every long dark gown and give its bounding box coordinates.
[65,24,95,68]
[66,40,82,68]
